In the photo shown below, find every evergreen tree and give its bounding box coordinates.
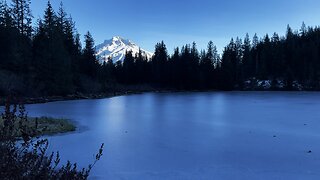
[32,1,74,95]
[0,1,15,70]
[0,0,31,95]
[1,2,13,28]
[134,49,147,83]
[99,58,115,91]
[43,0,55,34]
[0,1,5,24]
[199,41,216,89]
[57,2,67,30]
[252,33,259,48]
[251,33,259,76]
[82,31,99,78]
[122,50,135,83]
[11,0,32,37]
[152,41,168,85]
[169,47,181,88]
[188,42,200,88]
[242,33,252,79]
[300,22,307,36]
[221,38,238,89]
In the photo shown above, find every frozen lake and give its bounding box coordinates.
[26,92,320,179]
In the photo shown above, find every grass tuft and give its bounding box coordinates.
[0,116,76,137]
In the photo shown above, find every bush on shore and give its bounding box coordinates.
[0,97,104,179]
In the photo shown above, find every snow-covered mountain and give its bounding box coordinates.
[95,36,153,63]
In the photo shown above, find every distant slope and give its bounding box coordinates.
[95,36,153,63]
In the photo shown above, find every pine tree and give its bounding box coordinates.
[169,47,181,87]
[0,1,13,28]
[286,25,294,40]
[57,2,67,30]
[0,1,13,72]
[11,0,32,37]
[0,1,5,25]
[221,38,238,89]
[99,57,115,91]
[242,33,252,79]
[300,22,307,36]
[252,33,259,49]
[135,48,147,83]
[43,0,55,35]
[122,50,135,83]
[188,42,200,88]
[199,41,216,89]
[271,32,282,80]
[82,31,99,78]
[260,34,272,79]
[251,33,259,76]
[0,0,31,93]
[152,41,168,85]
[32,1,74,95]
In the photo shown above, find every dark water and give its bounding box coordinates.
[25,92,320,179]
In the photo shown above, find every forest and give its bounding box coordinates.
[1,0,320,97]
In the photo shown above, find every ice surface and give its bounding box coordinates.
[25,92,320,179]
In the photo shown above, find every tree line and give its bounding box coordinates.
[1,0,320,97]
[0,0,102,96]
[114,23,320,91]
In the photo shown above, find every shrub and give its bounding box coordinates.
[0,97,104,179]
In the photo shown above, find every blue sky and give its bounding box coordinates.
[31,0,320,53]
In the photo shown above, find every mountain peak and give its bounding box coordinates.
[96,37,152,63]
[112,36,121,40]
[112,36,124,41]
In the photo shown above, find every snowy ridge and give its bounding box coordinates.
[95,36,153,63]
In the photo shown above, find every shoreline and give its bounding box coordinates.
[0,88,218,106]
[1,88,317,106]
[0,91,150,106]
